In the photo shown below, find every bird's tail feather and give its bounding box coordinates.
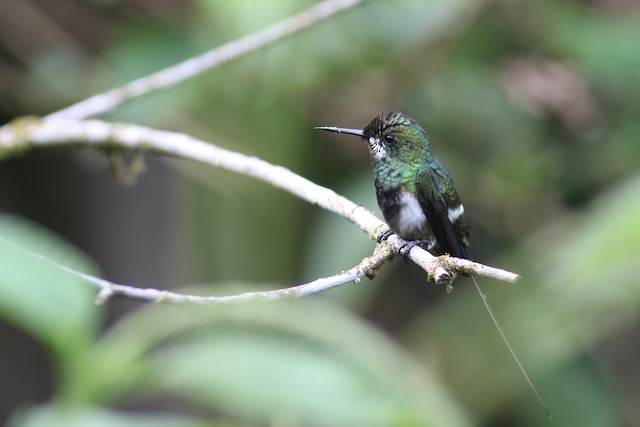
[471,275,551,419]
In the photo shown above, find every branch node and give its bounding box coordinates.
[427,255,456,290]
[95,286,114,305]
[0,117,41,159]
[369,223,390,241]
[432,266,454,287]
[155,291,172,303]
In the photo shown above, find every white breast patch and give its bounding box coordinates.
[396,190,427,235]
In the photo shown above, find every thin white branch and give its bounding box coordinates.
[45,0,365,121]
[0,118,521,293]
[0,1,520,304]
[0,234,391,305]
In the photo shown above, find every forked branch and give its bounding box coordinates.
[0,117,519,305]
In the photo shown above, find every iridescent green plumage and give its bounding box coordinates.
[318,111,470,258]
[317,112,550,415]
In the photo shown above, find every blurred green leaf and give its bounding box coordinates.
[552,9,640,90]
[7,405,225,427]
[89,297,473,427]
[518,358,626,427]
[0,215,99,358]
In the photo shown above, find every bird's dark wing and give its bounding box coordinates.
[416,166,470,259]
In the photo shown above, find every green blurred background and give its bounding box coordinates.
[1,0,639,426]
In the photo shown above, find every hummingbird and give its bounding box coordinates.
[317,111,550,418]
[316,111,469,258]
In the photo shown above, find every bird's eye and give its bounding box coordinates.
[384,134,396,144]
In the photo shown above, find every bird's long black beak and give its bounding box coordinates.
[315,126,364,137]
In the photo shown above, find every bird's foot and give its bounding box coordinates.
[376,228,394,243]
[399,240,431,262]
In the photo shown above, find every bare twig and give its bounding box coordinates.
[0,0,521,305]
[0,233,393,305]
[0,117,521,299]
[45,0,365,122]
